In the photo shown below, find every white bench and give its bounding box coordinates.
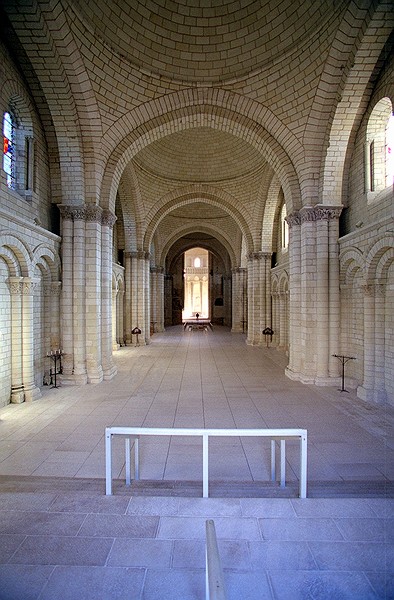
[105,427,307,498]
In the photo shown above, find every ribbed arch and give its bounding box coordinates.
[32,244,60,281]
[160,225,236,268]
[339,247,365,285]
[99,92,301,213]
[365,236,394,283]
[0,233,33,277]
[320,1,393,204]
[143,185,252,255]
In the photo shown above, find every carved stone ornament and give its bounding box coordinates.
[285,212,301,228]
[101,210,117,228]
[314,206,343,221]
[85,205,103,224]
[300,207,316,223]
[247,251,271,261]
[8,278,23,295]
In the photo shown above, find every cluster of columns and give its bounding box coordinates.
[358,283,387,403]
[285,205,342,385]
[8,277,42,402]
[231,268,247,332]
[59,205,117,384]
[246,252,272,345]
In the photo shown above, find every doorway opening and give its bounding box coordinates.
[182,248,209,320]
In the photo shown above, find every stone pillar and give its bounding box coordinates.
[286,206,342,385]
[247,252,271,345]
[374,284,386,403]
[358,284,375,401]
[71,209,88,383]
[101,210,117,379]
[50,282,62,350]
[223,273,231,327]
[59,206,74,379]
[300,207,316,379]
[124,252,132,344]
[85,206,103,383]
[151,266,164,332]
[231,268,245,332]
[157,268,165,332]
[112,284,119,350]
[117,288,124,344]
[8,277,24,403]
[144,254,151,343]
[21,278,41,401]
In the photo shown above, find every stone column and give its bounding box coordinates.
[223,273,232,327]
[112,284,118,351]
[231,268,245,332]
[374,284,386,403]
[286,211,301,377]
[358,284,375,401]
[124,252,132,344]
[8,277,24,403]
[144,254,151,343]
[117,288,124,344]
[247,252,271,345]
[21,278,41,401]
[85,206,103,383]
[50,282,62,350]
[58,206,74,378]
[72,208,88,383]
[101,210,117,379]
[315,213,329,380]
[157,267,165,332]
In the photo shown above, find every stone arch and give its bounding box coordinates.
[32,244,60,282]
[160,224,237,269]
[365,236,394,284]
[261,175,283,252]
[339,247,365,286]
[99,91,302,213]
[144,185,252,254]
[0,232,32,277]
[278,270,289,294]
[320,2,393,204]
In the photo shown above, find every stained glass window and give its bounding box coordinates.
[3,112,14,188]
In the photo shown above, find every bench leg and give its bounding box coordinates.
[203,433,209,498]
[280,440,286,487]
[270,440,276,481]
[134,437,139,480]
[125,438,131,485]
[105,430,112,495]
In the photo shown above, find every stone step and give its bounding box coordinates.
[0,475,392,498]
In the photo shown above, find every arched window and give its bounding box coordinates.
[281,203,288,250]
[3,111,15,189]
[365,98,393,196]
[194,257,201,268]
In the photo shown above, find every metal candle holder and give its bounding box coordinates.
[46,349,63,388]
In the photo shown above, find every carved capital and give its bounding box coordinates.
[299,207,316,223]
[247,251,271,261]
[314,206,343,221]
[85,205,103,224]
[102,210,117,228]
[8,277,23,295]
[285,211,301,227]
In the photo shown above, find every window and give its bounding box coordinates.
[281,204,288,250]
[194,257,201,268]
[365,98,393,195]
[3,112,14,189]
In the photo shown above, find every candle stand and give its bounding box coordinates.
[46,350,64,388]
[332,354,356,392]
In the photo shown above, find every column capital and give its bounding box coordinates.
[285,211,300,227]
[247,251,271,262]
[86,205,103,224]
[314,205,343,221]
[232,267,247,274]
[151,265,164,274]
[7,276,23,295]
[102,209,117,228]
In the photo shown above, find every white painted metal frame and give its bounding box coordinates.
[206,519,227,600]
[105,427,307,498]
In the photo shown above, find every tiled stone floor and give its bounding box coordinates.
[0,326,393,599]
